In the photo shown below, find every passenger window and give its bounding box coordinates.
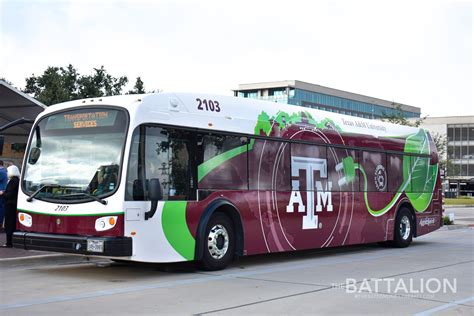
[387,154,405,192]
[361,151,387,192]
[289,143,327,191]
[411,155,431,193]
[248,139,291,191]
[197,134,248,190]
[126,126,197,201]
[327,147,360,192]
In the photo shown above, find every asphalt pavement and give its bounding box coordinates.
[1,206,472,263]
[0,226,472,315]
[0,206,473,315]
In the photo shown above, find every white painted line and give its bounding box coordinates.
[413,295,474,316]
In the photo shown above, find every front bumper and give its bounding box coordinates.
[13,232,132,257]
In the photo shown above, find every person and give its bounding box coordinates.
[0,161,8,231]
[3,165,20,247]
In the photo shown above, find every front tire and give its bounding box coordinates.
[392,207,414,248]
[198,213,235,271]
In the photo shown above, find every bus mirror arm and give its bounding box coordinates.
[144,179,163,220]
[144,201,158,220]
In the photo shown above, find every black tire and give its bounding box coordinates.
[198,213,235,271]
[392,207,414,248]
[377,241,391,247]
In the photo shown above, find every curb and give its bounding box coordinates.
[444,205,474,208]
[0,253,101,269]
[439,224,474,231]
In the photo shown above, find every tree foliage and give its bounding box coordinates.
[381,103,426,127]
[432,132,447,160]
[128,77,146,94]
[23,65,129,106]
[381,103,448,172]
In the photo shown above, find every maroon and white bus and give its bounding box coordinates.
[13,93,443,270]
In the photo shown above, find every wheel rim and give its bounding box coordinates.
[400,215,411,240]
[207,224,229,260]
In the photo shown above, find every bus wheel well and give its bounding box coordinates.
[397,202,417,238]
[195,200,244,261]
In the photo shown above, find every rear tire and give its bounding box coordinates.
[392,207,414,248]
[198,213,235,271]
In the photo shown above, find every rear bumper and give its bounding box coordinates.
[13,232,132,257]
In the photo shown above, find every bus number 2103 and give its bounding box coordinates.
[196,98,221,112]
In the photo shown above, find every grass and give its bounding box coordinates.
[445,197,474,206]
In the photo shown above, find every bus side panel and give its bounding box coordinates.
[185,191,273,255]
[415,172,443,237]
[185,190,398,257]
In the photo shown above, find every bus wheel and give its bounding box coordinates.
[198,213,235,271]
[392,208,414,248]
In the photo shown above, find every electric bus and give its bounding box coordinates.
[13,93,443,270]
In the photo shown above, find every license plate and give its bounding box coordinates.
[87,240,104,253]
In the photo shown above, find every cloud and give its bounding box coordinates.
[0,0,471,116]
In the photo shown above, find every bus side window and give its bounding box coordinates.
[248,139,291,191]
[125,128,140,201]
[411,155,430,193]
[197,134,248,190]
[327,147,359,192]
[361,151,387,192]
[387,154,404,193]
[404,155,412,193]
[289,143,327,192]
[125,125,197,201]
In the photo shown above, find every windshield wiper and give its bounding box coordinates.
[27,184,60,202]
[58,192,108,205]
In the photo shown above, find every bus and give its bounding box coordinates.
[13,93,443,270]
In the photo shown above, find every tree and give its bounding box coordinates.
[23,65,129,106]
[432,132,448,175]
[381,103,448,175]
[77,66,128,99]
[128,77,146,94]
[24,65,79,105]
[381,103,426,127]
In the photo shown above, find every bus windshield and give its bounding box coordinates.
[22,108,128,202]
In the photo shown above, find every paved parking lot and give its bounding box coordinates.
[0,225,473,315]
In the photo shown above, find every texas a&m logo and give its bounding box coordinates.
[286,156,333,230]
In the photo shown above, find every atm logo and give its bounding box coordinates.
[286,156,333,230]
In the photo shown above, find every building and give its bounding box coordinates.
[233,80,421,119]
[0,80,46,167]
[417,116,474,197]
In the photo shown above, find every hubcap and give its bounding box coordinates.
[400,216,411,240]
[207,224,229,260]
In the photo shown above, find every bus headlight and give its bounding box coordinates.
[18,212,33,227]
[95,216,118,231]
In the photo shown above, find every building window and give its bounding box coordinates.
[447,127,454,142]
[468,146,474,159]
[469,126,474,140]
[448,146,455,159]
[461,127,469,141]
[454,127,461,141]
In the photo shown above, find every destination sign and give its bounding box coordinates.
[45,110,118,130]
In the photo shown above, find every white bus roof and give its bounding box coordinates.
[39,92,421,139]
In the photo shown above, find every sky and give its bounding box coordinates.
[0,0,472,117]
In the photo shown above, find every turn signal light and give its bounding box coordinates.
[18,212,32,227]
[95,216,118,232]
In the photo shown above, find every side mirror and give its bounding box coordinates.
[148,178,163,201]
[144,178,162,220]
[28,147,41,165]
